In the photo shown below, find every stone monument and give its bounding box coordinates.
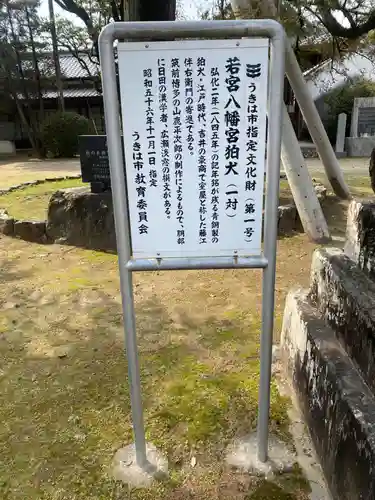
[347,97,375,157]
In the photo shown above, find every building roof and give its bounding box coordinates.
[21,52,99,79]
[17,87,101,100]
[58,54,99,79]
[43,88,101,98]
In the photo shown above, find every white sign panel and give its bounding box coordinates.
[118,39,269,259]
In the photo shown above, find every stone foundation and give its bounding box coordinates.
[282,289,375,500]
[281,197,375,500]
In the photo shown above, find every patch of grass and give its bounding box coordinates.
[247,481,296,499]
[245,465,310,499]
[0,179,83,220]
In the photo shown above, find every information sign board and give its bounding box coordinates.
[118,39,269,258]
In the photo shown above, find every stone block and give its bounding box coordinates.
[313,183,327,202]
[344,199,375,280]
[0,209,14,235]
[0,140,16,155]
[22,180,38,187]
[14,220,47,243]
[46,187,116,252]
[281,288,375,500]
[309,247,375,393]
[277,204,299,235]
[65,174,82,180]
[346,136,375,157]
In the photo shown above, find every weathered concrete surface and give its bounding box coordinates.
[46,187,116,252]
[112,442,168,488]
[281,288,375,500]
[309,247,375,393]
[14,220,47,243]
[345,199,375,281]
[225,433,295,477]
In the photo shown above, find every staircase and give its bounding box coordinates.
[281,199,375,500]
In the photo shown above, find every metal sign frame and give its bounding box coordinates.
[99,19,285,466]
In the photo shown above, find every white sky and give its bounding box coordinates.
[38,1,350,30]
[39,0,202,24]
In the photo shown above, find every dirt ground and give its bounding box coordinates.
[0,157,79,188]
[0,159,372,499]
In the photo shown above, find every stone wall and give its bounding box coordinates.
[0,179,327,250]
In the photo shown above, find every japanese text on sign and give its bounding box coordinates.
[118,39,269,258]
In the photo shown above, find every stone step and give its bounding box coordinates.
[345,199,375,281]
[281,289,375,500]
[309,247,375,394]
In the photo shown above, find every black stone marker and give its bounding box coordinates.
[78,135,125,193]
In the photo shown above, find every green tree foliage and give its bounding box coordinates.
[41,111,94,158]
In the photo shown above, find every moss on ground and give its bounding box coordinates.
[0,179,83,220]
[0,234,317,499]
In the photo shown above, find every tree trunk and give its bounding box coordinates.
[122,0,175,21]
[25,7,46,157]
[139,0,175,21]
[48,0,65,111]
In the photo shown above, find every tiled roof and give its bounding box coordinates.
[17,87,101,99]
[43,88,101,98]
[21,53,99,79]
[59,54,99,79]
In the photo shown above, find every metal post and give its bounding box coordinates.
[257,27,285,463]
[99,19,285,468]
[99,25,147,467]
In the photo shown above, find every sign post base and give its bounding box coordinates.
[112,442,168,487]
[225,433,295,477]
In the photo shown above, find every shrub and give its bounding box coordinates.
[42,111,94,158]
[324,78,375,142]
